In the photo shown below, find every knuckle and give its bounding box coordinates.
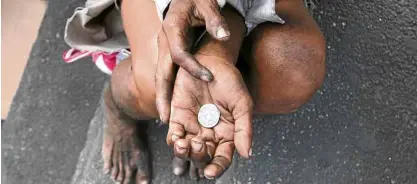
[170,51,185,65]
[208,15,223,26]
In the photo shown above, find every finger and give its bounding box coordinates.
[189,137,210,168]
[206,141,216,159]
[195,0,230,40]
[204,141,234,179]
[167,105,200,146]
[163,3,213,82]
[172,157,188,176]
[156,30,175,124]
[166,120,185,146]
[233,98,254,159]
[174,138,191,160]
[189,162,199,180]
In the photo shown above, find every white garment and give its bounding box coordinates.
[64,0,286,52]
[154,0,285,33]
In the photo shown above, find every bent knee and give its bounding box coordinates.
[252,29,326,114]
[255,66,324,114]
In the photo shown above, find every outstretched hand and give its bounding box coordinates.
[166,54,253,179]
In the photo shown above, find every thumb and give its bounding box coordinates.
[233,98,254,158]
[196,0,230,41]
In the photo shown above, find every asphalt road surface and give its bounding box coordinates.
[2,0,417,183]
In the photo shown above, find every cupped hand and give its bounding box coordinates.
[166,53,254,179]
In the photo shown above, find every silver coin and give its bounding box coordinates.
[198,104,220,128]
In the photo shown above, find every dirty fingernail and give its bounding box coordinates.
[176,145,187,154]
[191,141,203,152]
[216,27,229,39]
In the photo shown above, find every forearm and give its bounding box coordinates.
[194,5,246,65]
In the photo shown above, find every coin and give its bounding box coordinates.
[198,104,221,128]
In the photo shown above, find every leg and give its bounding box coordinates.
[243,0,326,114]
[101,0,161,183]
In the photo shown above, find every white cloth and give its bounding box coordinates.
[154,0,285,33]
[64,0,286,52]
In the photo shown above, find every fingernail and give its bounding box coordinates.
[216,27,229,39]
[191,140,203,152]
[204,173,215,180]
[176,145,186,154]
[249,147,253,157]
[201,75,211,82]
[172,134,180,142]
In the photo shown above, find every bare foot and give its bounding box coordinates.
[102,87,150,184]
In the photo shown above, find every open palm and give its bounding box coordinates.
[167,54,253,179]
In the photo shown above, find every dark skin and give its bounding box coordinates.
[157,5,253,179]
[101,0,326,183]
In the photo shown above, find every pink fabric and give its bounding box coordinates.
[63,48,119,75]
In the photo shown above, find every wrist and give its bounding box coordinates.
[193,5,246,65]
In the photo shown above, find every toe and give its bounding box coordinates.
[189,162,198,180]
[117,153,125,183]
[172,157,188,176]
[102,134,114,174]
[111,146,119,181]
[122,166,132,184]
[111,165,119,181]
[136,170,150,184]
[198,169,204,179]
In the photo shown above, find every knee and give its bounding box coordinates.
[253,26,326,114]
[255,66,324,114]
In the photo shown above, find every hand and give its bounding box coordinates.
[156,0,231,123]
[163,0,231,79]
[166,54,254,179]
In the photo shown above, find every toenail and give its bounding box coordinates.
[103,168,110,174]
[204,173,215,180]
[173,167,183,176]
[191,141,203,152]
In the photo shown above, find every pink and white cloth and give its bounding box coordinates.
[62,48,130,75]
